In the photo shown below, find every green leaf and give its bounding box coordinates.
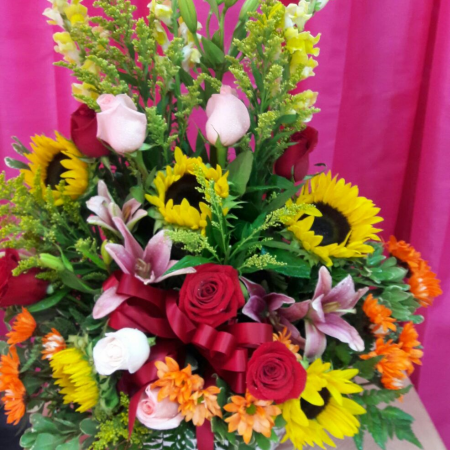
[20,344,42,373]
[360,385,412,406]
[56,437,81,450]
[274,414,287,428]
[353,430,364,450]
[255,433,271,450]
[202,37,225,66]
[5,157,29,170]
[353,356,384,380]
[215,377,230,408]
[335,343,353,365]
[60,270,99,294]
[30,414,61,435]
[20,430,38,449]
[261,247,310,278]
[130,185,145,204]
[79,418,99,436]
[262,183,299,213]
[12,136,31,155]
[28,288,70,313]
[163,255,210,276]
[0,340,9,355]
[179,0,198,34]
[228,151,254,195]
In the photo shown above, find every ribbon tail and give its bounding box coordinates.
[196,420,215,450]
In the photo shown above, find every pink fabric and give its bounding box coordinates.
[1,0,449,444]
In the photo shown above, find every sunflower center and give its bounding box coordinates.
[301,388,331,419]
[310,202,351,246]
[166,174,204,208]
[45,153,69,189]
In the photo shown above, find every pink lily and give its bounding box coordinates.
[93,217,195,319]
[282,266,368,359]
[241,278,306,346]
[87,180,147,235]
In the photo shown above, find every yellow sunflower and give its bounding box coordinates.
[50,347,99,413]
[22,132,89,206]
[285,172,383,266]
[281,359,366,449]
[146,147,229,232]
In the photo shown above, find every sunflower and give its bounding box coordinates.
[285,172,383,266]
[50,347,99,412]
[22,132,89,206]
[281,359,365,449]
[146,147,229,233]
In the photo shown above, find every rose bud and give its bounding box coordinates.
[246,341,307,403]
[179,263,245,328]
[70,104,109,158]
[0,249,49,308]
[206,85,250,147]
[96,94,147,154]
[93,328,150,375]
[137,386,183,430]
[274,126,318,181]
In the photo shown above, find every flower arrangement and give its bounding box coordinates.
[0,0,443,449]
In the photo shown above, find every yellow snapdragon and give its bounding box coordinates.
[284,28,320,76]
[284,0,312,31]
[53,32,80,64]
[148,0,173,26]
[72,82,99,101]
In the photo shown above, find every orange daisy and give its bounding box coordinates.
[42,328,66,360]
[360,339,412,390]
[399,322,423,372]
[7,308,36,345]
[180,385,222,426]
[408,261,442,308]
[151,357,204,405]
[362,294,397,336]
[273,328,301,358]
[386,236,422,270]
[224,391,281,444]
[0,346,26,425]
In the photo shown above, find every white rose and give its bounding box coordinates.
[93,328,150,376]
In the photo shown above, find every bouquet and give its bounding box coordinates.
[0,0,443,449]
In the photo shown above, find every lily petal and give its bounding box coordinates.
[310,294,326,323]
[113,217,144,260]
[342,287,369,311]
[315,313,364,352]
[155,262,196,283]
[93,285,130,319]
[242,295,266,322]
[241,278,266,299]
[97,180,113,202]
[304,321,327,358]
[313,266,332,299]
[143,230,172,279]
[105,243,135,274]
[278,317,306,347]
[322,275,356,306]
[265,293,296,312]
[280,301,310,322]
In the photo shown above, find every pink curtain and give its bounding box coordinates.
[1,0,449,444]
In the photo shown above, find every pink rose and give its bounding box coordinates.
[136,386,183,430]
[274,126,318,181]
[96,94,147,154]
[205,85,250,147]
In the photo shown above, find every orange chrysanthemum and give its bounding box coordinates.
[360,339,412,390]
[386,236,422,270]
[224,391,281,444]
[179,385,222,426]
[273,328,301,359]
[408,261,442,308]
[0,346,26,425]
[42,328,66,360]
[362,294,397,336]
[7,308,36,345]
[151,357,204,405]
[399,322,423,373]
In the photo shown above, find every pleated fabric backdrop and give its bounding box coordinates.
[0,0,449,444]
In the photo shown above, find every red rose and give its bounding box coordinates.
[179,263,245,328]
[274,126,318,181]
[247,341,306,403]
[0,249,48,307]
[71,104,109,158]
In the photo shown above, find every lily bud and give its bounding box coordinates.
[39,254,65,272]
[178,0,198,34]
